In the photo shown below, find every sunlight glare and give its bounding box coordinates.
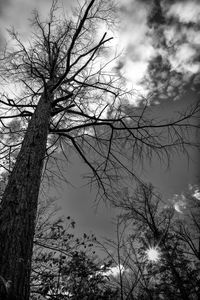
[146,247,160,262]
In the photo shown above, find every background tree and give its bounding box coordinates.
[0,0,199,299]
[31,197,118,300]
[173,187,200,269]
[101,184,200,299]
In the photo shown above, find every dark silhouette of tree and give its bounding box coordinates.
[175,187,200,262]
[103,184,200,299]
[30,198,118,300]
[0,0,199,299]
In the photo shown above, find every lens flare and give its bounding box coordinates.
[146,247,160,262]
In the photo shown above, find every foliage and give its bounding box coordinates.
[30,199,118,299]
[29,185,200,300]
[98,184,200,300]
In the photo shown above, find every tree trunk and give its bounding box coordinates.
[0,91,52,300]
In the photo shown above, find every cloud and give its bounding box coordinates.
[102,264,125,277]
[114,0,155,95]
[2,0,200,99]
[171,194,187,214]
[174,202,186,213]
[167,1,200,23]
[170,184,200,214]
[170,43,200,73]
[193,190,200,200]
[121,59,148,89]
[189,184,200,200]
[114,0,200,100]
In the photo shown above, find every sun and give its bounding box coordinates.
[146,247,160,262]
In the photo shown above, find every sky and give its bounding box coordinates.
[0,0,200,242]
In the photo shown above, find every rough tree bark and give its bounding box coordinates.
[0,88,52,300]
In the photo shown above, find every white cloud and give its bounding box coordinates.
[193,189,200,200]
[182,28,200,46]
[116,0,200,98]
[167,1,200,23]
[2,0,200,103]
[169,43,199,74]
[114,0,153,96]
[102,264,125,277]
[123,60,147,85]
[188,184,200,200]
[172,43,196,64]
[174,202,186,214]
[171,185,200,214]
[171,194,187,214]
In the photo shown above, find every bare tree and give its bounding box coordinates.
[175,189,200,262]
[112,184,200,299]
[0,0,199,299]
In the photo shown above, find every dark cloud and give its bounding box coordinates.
[147,0,166,27]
